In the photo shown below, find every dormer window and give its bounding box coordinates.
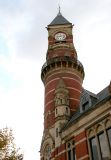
[82,101,89,111]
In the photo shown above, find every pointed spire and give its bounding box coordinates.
[48,5,71,26]
[54,79,69,107]
[55,79,69,95]
[56,79,66,89]
[48,11,71,26]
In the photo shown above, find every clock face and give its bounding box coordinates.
[55,32,66,41]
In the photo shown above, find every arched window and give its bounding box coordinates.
[44,145,51,160]
[56,128,58,137]
[67,140,76,160]
[87,118,111,160]
[66,107,68,113]
[56,108,57,114]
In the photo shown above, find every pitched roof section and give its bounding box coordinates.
[49,12,71,26]
[62,85,111,131]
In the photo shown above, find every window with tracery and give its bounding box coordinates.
[66,140,76,160]
[87,118,111,160]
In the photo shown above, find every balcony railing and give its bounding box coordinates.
[41,56,84,72]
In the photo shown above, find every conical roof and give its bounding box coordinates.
[49,11,71,26]
[55,79,69,94]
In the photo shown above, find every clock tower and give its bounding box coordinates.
[40,10,84,160]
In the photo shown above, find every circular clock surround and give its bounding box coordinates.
[55,32,66,41]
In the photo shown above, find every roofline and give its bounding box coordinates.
[61,95,111,132]
[47,22,73,27]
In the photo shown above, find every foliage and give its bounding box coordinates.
[0,127,23,160]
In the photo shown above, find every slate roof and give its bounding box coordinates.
[49,12,71,26]
[78,89,97,113]
[62,85,111,131]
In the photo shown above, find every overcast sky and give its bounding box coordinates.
[0,0,111,159]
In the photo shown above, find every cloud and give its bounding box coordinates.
[0,37,9,56]
[0,0,111,61]
[0,1,111,160]
[0,0,73,60]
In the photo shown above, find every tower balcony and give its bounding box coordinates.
[41,56,85,82]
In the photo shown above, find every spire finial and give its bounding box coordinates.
[58,3,62,15]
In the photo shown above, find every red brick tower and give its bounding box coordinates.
[40,11,84,160]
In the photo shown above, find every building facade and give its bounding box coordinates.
[40,11,111,160]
